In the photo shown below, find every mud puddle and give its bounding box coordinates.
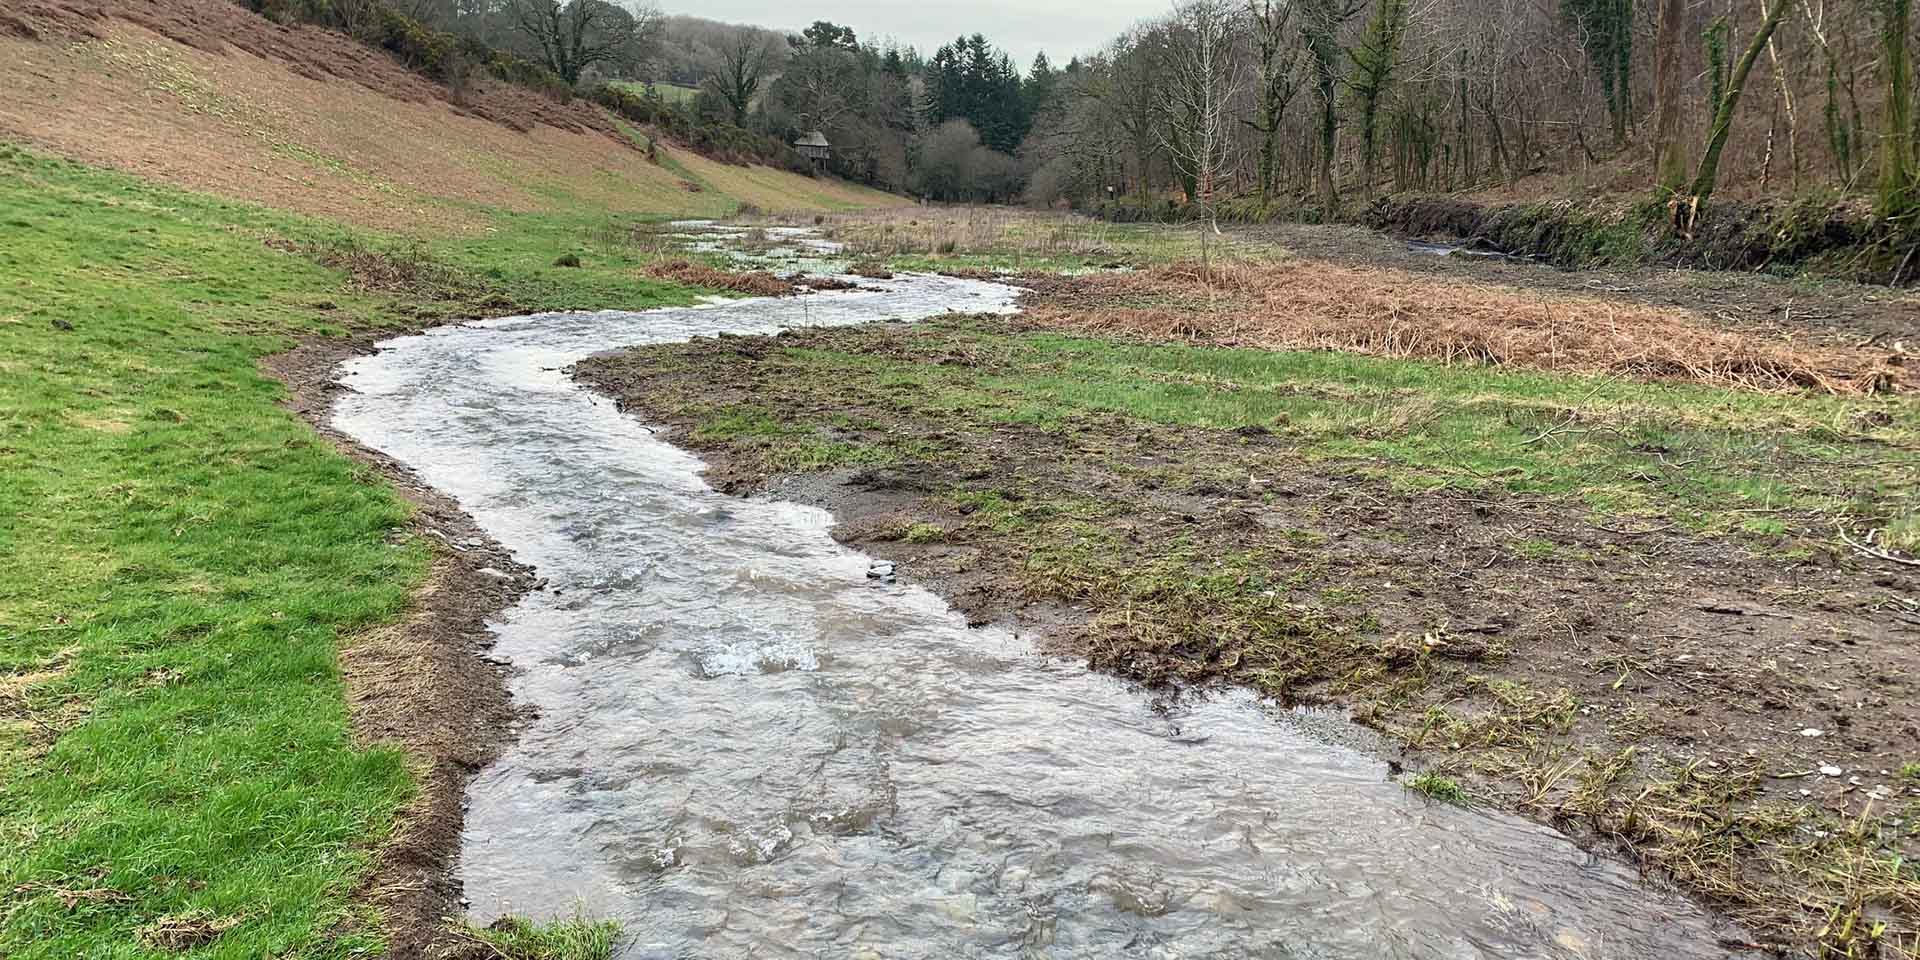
[329,225,1746,958]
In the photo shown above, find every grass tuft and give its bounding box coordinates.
[444,914,623,960]
[1406,771,1469,806]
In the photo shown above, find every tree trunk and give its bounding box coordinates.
[1318,94,1338,211]
[1651,0,1687,193]
[1880,0,1917,218]
[1688,0,1792,205]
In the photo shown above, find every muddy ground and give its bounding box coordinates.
[576,308,1920,954]
[262,327,531,959]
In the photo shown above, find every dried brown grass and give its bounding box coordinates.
[1024,261,1898,395]
[642,259,797,297]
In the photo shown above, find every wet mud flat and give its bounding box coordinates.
[576,315,1920,954]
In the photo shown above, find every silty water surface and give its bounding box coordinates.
[331,226,1741,958]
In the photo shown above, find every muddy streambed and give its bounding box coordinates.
[330,226,1744,958]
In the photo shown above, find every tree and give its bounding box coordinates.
[772,35,858,133]
[1110,28,1167,202]
[1686,0,1793,207]
[1246,0,1303,202]
[800,20,857,49]
[1159,0,1243,275]
[1878,0,1917,217]
[702,27,783,125]
[1650,0,1687,192]
[926,35,1030,151]
[504,0,663,85]
[911,120,1018,201]
[1562,0,1635,145]
[1347,0,1411,199]
[1301,0,1360,212]
[1025,53,1061,124]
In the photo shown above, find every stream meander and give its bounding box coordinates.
[331,224,1740,959]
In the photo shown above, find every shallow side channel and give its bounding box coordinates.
[332,269,1742,958]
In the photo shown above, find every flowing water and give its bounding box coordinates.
[332,226,1741,958]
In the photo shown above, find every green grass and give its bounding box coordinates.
[752,319,1916,537]
[901,522,948,544]
[1406,771,1469,805]
[447,915,622,960]
[0,144,678,956]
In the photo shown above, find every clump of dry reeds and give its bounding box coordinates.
[642,259,798,297]
[1026,261,1898,395]
[813,208,1124,261]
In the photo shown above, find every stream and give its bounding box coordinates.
[331,225,1742,958]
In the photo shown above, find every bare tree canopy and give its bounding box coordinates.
[701,27,786,125]
[503,0,664,84]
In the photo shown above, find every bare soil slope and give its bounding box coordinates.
[0,0,902,230]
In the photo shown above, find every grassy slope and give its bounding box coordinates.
[0,20,902,235]
[0,143,717,957]
[0,7,899,956]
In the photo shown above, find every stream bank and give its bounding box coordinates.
[264,329,534,958]
[569,221,1919,955]
[318,223,1776,958]
[578,317,1920,955]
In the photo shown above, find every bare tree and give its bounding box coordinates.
[1159,0,1244,276]
[1650,0,1687,192]
[702,28,783,125]
[504,0,664,85]
[1245,0,1303,203]
[1301,0,1361,212]
[1687,0,1793,208]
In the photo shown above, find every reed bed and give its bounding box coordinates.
[1024,261,1898,395]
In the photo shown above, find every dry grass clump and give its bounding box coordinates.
[292,236,485,302]
[642,259,798,297]
[136,910,240,951]
[812,208,1126,261]
[1024,261,1898,395]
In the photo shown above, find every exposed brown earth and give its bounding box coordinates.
[576,316,1920,956]
[0,0,900,230]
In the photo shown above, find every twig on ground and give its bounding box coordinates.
[1838,527,1920,568]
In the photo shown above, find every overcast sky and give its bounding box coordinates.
[666,0,1174,68]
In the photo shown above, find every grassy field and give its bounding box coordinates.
[0,143,720,957]
[0,9,907,956]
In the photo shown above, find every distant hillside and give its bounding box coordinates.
[0,0,904,232]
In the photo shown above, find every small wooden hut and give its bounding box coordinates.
[793,131,831,170]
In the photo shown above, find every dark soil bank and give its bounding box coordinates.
[263,332,531,959]
[576,317,1920,955]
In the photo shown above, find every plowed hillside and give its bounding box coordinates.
[0,0,904,231]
